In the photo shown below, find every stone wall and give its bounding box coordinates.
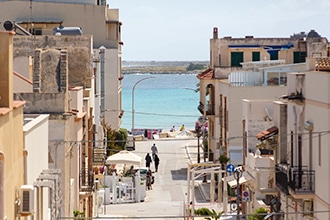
[14,35,93,89]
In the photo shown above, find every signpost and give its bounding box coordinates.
[226,163,235,173]
[242,190,250,202]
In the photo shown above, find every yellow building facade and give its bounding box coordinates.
[0,31,26,220]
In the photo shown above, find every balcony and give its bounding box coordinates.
[276,165,315,198]
[288,166,315,199]
[275,164,289,195]
[80,167,94,192]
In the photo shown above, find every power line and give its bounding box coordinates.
[55,208,330,219]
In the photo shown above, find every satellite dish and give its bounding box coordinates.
[3,21,13,31]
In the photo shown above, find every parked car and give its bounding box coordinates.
[134,167,149,179]
[126,134,135,151]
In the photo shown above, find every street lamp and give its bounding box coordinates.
[196,127,202,163]
[183,87,196,92]
[131,76,155,134]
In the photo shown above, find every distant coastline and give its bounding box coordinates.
[122,61,209,74]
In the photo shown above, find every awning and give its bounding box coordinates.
[223,172,254,188]
[106,150,142,166]
[256,126,278,141]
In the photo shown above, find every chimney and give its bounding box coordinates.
[0,31,15,108]
[213,27,218,39]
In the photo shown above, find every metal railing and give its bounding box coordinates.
[288,166,315,193]
[275,164,289,194]
[79,167,94,192]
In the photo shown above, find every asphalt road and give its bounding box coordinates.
[98,138,198,219]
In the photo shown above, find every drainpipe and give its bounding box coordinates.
[23,150,28,184]
[99,46,106,117]
[293,106,297,166]
[0,152,4,220]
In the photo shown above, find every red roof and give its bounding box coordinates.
[196,68,214,80]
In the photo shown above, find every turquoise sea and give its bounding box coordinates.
[121,73,200,131]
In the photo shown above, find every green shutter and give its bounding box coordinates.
[294,51,307,63]
[270,51,278,60]
[231,52,243,67]
[252,52,260,61]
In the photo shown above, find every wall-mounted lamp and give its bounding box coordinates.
[304,121,313,131]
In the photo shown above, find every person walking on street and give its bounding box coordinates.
[154,154,160,172]
[151,143,158,160]
[146,170,153,190]
[145,153,152,169]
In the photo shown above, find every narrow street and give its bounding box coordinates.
[98,138,199,219]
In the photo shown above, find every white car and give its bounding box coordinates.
[134,167,149,179]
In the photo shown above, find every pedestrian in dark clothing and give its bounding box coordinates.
[154,154,160,172]
[145,153,152,168]
[146,170,153,190]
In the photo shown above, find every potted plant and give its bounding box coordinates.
[73,210,85,220]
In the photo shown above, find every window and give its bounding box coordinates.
[270,51,278,60]
[252,51,260,61]
[293,51,307,63]
[30,28,42,35]
[231,52,243,67]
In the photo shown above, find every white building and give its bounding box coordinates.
[23,114,50,220]
[241,58,330,219]
[198,27,328,166]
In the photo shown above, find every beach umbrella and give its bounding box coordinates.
[105,150,142,166]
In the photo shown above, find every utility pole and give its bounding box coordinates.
[234,169,242,220]
[196,127,201,163]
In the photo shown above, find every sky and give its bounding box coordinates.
[108,0,330,61]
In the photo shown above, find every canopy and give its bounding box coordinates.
[106,150,142,166]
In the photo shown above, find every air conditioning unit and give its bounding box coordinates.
[20,185,34,215]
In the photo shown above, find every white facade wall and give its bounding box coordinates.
[104,48,122,129]
[243,99,277,214]
[216,82,287,159]
[284,69,330,219]
[69,87,84,112]
[304,71,330,219]
[23,114,50,220]
[242,99,275,152]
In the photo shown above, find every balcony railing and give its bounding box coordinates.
[276,165,315,195]
[80,167,94,192]
[288,166,315,193]
[275,164,289,195]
